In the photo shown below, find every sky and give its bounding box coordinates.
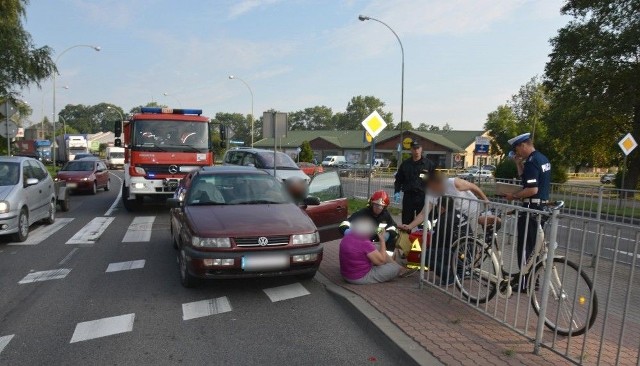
[20,0,569,130]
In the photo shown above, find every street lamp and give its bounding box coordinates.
[162,92,183,107]
[228,75,255,147]
[58,115,67,135]
[52,44,100,167]
[359,15,405,166]
[41,85,69,138]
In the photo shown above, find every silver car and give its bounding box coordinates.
[0,157,56,242]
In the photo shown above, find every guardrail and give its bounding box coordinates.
[411,194,639,365]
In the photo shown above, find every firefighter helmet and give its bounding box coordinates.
[369,190,390,207]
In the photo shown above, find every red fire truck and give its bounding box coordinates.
[114,107,213,211]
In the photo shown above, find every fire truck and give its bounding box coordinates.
[114,107,213,211]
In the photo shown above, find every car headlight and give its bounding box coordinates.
[191,236,231,248]
[82,177,90,181]
[292,232,320,245]
[0,201,9,214]
[54,177,60,182]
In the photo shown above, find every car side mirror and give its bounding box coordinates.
[25,178,39,187]
[167,198,182,208]
[303,196,321,206]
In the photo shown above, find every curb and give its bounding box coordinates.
[315,272,443,366]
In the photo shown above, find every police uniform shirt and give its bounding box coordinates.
[394,157,435,194]
[521,150,551,200]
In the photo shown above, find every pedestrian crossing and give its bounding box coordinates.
[66,217,115,245]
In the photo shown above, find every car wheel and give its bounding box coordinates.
[122,184,138,212]
[43,200,55,225]
[12,208,29,242]
[104,179,110,191]
[179,249,197,288]
[91,182,97,195]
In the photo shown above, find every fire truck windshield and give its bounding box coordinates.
[132,120,209,152]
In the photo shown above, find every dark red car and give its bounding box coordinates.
[168,166,347,287]
[55,159,111,194]
[296,162,324,176]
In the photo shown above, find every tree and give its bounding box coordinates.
[441,123,452,132]
[58,103,125,133]
[545,0,640,189]
[484,105,519,155]
[212,112,252,146]
[394,121,413,131]
[288,106,334,130]
[299,141,313,163]
[0,0,56,99]
[336,96,394,130]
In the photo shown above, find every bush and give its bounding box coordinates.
[495,159,518,179]
[551,164,568,183]
[299,141,313,163]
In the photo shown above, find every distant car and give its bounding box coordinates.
[457,168,493,182]
[168,166,347,287]
[600,173,615,184]
[0,157,56,242]
[72,153,95,160]
[55,159,110,194]
[297,162,324,176]
[481,164,496,171]
[322,155,346,166]
[223,148,311,183]
[338,163,375,178]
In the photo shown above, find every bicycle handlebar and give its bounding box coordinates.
[544,200,565,213]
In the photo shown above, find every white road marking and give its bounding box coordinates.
[122,217,155,242]
[106,260,146,273]
[262,282,310,302]
[0,334,15,354]
[66,217,115,245]
[104,173,123,216]
[70,313,135,343]
[19,269,71,284]
[558,224,637,242]
[9,218,75,246]
[182,297,232,320]
[58,248,79,266]
[604,248,640,259]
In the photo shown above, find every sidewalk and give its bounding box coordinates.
[318,239,571,366]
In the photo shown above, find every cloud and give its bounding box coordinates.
[228,0,282,18]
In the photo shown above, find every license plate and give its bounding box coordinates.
[242,254,289,272]
[67,183,77,188]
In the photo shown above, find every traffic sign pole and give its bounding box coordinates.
[5,100,9,157]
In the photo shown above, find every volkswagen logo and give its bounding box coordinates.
[258,236,269,246]
[168,165,179,174]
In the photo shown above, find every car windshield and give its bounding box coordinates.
[186,173,291,206]
[256,152,299,169]
[132,120,209,152]
[109,152,125,158]
[61,161,94,172]
[0,162,20,186]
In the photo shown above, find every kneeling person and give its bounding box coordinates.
[339,190,399,252]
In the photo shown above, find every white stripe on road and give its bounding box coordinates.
[0,334,15,355]
[58,248,79,266]
[66,217,115,245]
[182,297,232,320]
[122,217,155,242]
[9,218,74,246]
[262,282,310,302]
[106,260,146,273]
[19,269,71,284]
[558,224,637,242]
[604,248,640,259]
[70,313,135,343]
[104,173,123,216]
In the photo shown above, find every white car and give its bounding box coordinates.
[457,168,493,182]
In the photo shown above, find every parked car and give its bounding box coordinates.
[600,173,615,184]
[168,166,347,287]
[321,155,346,166]
[223,148,310,183]
[0,157,56,242]
[297,162,324,176]
[72,153,96,160]
[457,168,493,182]
[338,163,376,178]
[481,164,496,171]
[55,159,110,194]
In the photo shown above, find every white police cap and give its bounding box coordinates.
[507,132,531,148]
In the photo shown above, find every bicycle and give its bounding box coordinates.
[449,201,598,336]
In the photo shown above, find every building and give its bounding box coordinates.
[253,129,499,168]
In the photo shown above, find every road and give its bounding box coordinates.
[0,171,396,365]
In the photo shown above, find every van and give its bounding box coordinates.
[105,146,125,169]
[373,158,386,168]
[322,155,346,166]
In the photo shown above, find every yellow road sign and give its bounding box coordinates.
[402,137,413,149]
[619,133,638,156]
[361,111,387,139]
[365,131,372,143]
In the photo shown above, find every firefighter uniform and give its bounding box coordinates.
[394,154,436,225]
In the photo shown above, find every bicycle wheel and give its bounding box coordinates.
[451,238,499,304]
[529,257,598,336]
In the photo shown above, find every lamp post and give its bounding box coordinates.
[162,92,183,107]
[228,75,255,147]
[42,86,69,139]
[52,44,100,167]
[58,115,67,135]
[358,15,405,166]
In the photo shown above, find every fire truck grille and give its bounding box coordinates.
[138,164,180,175]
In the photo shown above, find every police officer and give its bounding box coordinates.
[394,139,436,224]
[504,132,551,276]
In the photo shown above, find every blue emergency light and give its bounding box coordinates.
[140,107,202,115]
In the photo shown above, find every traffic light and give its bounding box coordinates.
[219,124,227,148]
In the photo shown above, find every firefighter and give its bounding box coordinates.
[339,190,399,251]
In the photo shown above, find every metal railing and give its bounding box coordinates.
[409,194,640,365]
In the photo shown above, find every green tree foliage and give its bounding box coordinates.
[0,0,56,99]
[299,141,314,163]
[394,121,413,131]
[544,0,640,189]
[289,106,334,130]
[441,123,453,132]
[484,105,519,155]
[334,96,394,130]
[58,103,125,133]
[494,159,518,179]
[212,112,253,146]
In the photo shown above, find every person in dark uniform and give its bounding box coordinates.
[504,132,551,279]
[339,190,399,251]
[394,139,436,224]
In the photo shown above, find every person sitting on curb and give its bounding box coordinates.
[339,190,399,254]
[339,216,413,284]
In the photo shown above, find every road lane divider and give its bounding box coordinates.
[122,217,156,242]
[69,313,135,343]
[182,297,232,320]
[66,217,115,245]
[106,260,146,273]
[18,269,71,284]
[262,282,310,302]
[58,248,79,266]
[104,172,123,216]
[0,334,14,355]
[10,218,75,246]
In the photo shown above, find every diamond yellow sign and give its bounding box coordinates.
[618,133,638,156]
[361,111,387,139]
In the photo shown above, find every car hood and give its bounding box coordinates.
[57,171,93,179]
[270,169,310,183]
[0,185,16,200]
[185,203,317,237]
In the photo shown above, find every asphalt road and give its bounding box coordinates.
[0,171,397,365]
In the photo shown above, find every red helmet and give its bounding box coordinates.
[369,190,390,207]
